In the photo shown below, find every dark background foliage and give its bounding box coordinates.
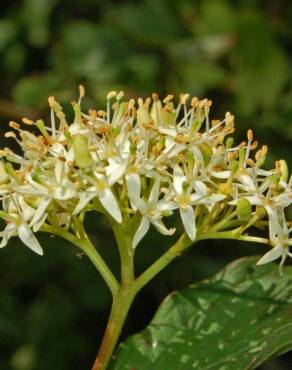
[0,1,291,369]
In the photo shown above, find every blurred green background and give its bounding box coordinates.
[0,0,291,369]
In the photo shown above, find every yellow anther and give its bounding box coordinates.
[180,93,189,105]
[116,91,124,100]
[247,129,253,141]
[4,131,16,138]
[163,95,173,104]
[107,91,117,100]
[225,112,234,126]
[79,85,85,98]
[22,118,34,126]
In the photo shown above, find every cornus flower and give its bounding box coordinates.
[0,86,291,273]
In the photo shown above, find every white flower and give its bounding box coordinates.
[15,160,76,228]
[257,211,292,272]
[172,165,225,241]
[0,195,43,255]
[230,170,292,241]
[74,172,122,223]
[131,179,176,248]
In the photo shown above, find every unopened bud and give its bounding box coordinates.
[237,198,252,222]
[226,137,234,149]
[256,205,267,219]
[279,159,288,183]
[73,135,92,168]
[0,161,9,184]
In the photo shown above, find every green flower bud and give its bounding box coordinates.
[237,198,252,222]
[279,159,288,182]
[226,137,234,149]
[256,205,267,219]
[73,134,92,168]
[0,161,9,185]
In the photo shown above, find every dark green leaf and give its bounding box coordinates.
[111,257,292,370]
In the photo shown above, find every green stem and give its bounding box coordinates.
[92,287,136,370]
[41,224,119,297]
[92,221,136,370]
[111,222,134,284]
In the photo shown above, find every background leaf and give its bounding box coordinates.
[111,257,292,370]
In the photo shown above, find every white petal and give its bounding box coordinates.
[32,212,48,232]
[129,195,146,214]
[73,189,97,215]
[30,198,51,227]
[18,196,36,222]
[167,143,186,158]
[193,181,207,195]
[50,143,66,157]
[54,186,76,200]
[180,206,196,241]
[132,217,150,248]
[126,173,141,199]
[67,146,75,162]
[149,179,160,202]
[238,174,256,191]
[18,223,43,255]
[0,223,16,248]
[173,165,186,194]
[107,159,128,186]
[190,193,205,203]
[210,171,231,179]
[98,188,122,223]
[151,219,176,236]
[158,128,177,137]
[157,200,178,212]
[256,245,283,265]
[55,160,64,184]
[265,206,282,241]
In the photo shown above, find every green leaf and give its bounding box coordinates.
[111,257,292,370]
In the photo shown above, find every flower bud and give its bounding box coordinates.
[237,198,252,222]
[279,159,288,183]
[226,137,234,149]
[73,134,92,168]
[256,205,267,219]
[0,161,9,185]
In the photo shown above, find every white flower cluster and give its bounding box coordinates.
[0,87,291,269]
